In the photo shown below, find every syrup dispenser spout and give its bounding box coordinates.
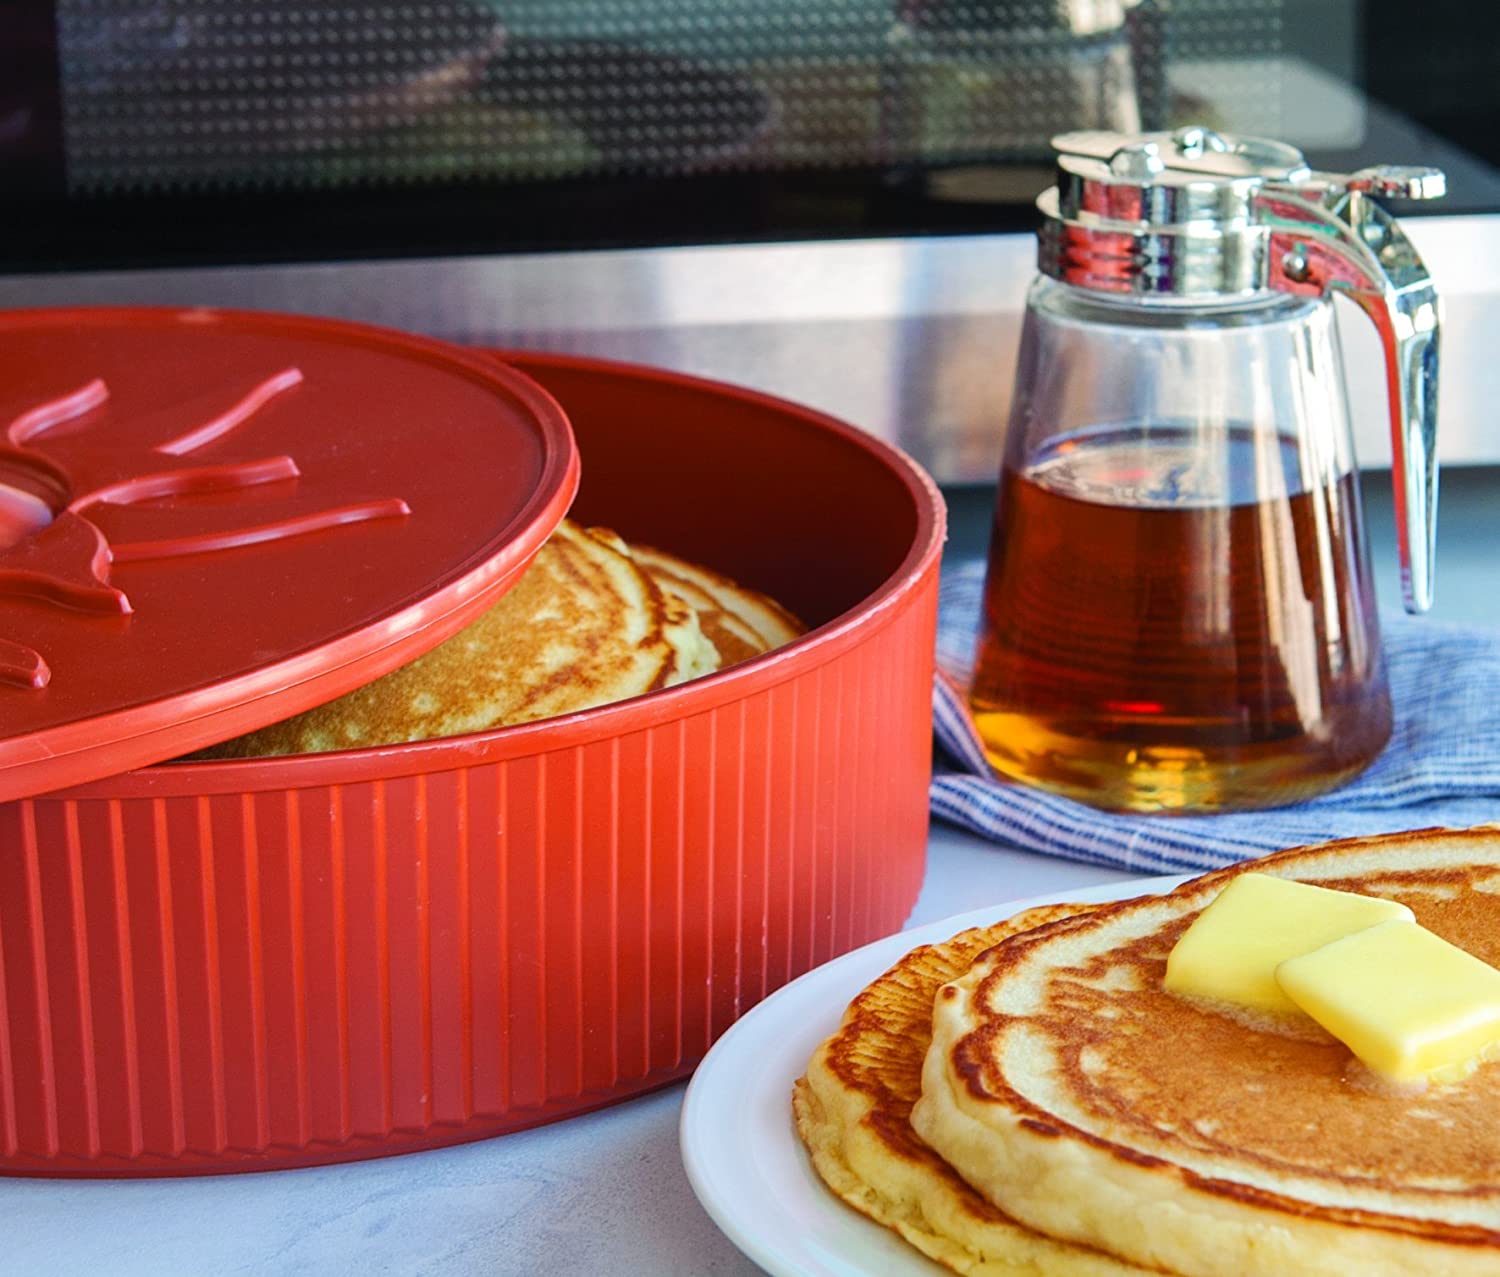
[1257,166,1445,612]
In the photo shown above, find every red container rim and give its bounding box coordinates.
[45,352,945,801]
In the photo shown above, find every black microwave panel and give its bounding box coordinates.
[2,0,1499,270]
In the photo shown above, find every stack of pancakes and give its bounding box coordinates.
[208,519,802,757]
[795,829,1500,1275]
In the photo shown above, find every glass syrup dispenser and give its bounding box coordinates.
[971,126,1443,813]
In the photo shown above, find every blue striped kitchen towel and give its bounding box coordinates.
[932,559,1500,874]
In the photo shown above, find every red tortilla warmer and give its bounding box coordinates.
[0,329,942,1174]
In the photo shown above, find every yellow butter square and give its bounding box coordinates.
[1276,919,1500,1083]
[1163,872,1413,1018]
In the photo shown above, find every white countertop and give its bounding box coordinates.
[0,824,1140,1277]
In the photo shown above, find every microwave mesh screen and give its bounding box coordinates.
[53,0,1307,194]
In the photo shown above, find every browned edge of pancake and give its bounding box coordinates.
[633,542,806,640]
[196,518,685,757]
[792,901,1172,1275]
[816,904,1095,1175]
[946,827,1500,1250]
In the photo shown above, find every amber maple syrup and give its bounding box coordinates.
[969,424,1392,812]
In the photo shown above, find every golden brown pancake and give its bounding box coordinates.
[204,518,718,757]
[913,828,1500,1277]
[628,543,804,667]
[794,903,1154,1276]
[578,525,806,671]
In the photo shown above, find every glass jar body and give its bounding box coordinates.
[970,279,1391,813]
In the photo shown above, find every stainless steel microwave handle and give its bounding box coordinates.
[1255,172,1444,613]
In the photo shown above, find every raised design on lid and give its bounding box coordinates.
[0,307,577,801]
[1,367,412,680]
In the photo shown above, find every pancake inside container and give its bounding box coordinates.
[628,542,804,667]
[794,900,1155,1276]
[208,519,799,757]
[911,829,1500,1277]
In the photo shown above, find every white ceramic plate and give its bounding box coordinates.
[680,874,1187,1277]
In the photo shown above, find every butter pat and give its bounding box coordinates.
[1164,873,1413,1018]
[1276,920,1500,1083]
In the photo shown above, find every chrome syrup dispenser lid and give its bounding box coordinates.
[1037,126,1445,612]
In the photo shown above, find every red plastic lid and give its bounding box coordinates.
[0,307,578,801]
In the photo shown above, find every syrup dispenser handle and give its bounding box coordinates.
[1256,169,1444,613]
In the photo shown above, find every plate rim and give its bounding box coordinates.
[680,872,1189,1277]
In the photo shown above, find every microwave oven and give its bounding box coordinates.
[2,0,1498,480]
